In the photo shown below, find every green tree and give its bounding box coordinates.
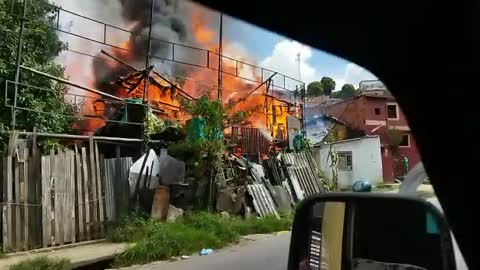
[320,77,336,96]
[0,0,76,134]
[337,83,357,99]
[306,81,324,96]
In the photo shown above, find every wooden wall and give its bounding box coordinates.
[0,133,131,252]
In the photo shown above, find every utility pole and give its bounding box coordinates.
[217,12,223,101]
[12,0,28,128]
[143,0,155,102]
[296,52,301,81]
[141,0,155,147]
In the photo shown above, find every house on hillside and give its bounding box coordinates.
[312,87,421,182]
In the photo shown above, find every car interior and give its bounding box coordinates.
[193,1,475,269]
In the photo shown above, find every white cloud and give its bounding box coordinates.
[260,40,318,85]
[259,40,380,91]
[342,63,378,88]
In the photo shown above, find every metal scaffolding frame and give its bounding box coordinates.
[8,0,306,139]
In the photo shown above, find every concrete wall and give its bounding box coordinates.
[314,136,383,187]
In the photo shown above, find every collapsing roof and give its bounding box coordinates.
[305,114,350,144]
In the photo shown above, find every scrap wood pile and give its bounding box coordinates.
[127,146,325,220]
[215,151,326,218]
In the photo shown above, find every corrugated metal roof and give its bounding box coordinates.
[281,152,326,199]
[313,135,380,147]
[246,184,279,217]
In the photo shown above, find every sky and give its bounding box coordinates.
[53,0,379,91]
[221,14,379,90]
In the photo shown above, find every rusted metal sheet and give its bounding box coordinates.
[104,157,133,222]
[231,127,270,158]
[246,184,278,218]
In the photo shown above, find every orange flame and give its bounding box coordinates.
[76,6,299,138]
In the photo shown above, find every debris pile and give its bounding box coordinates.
[126,142,325,220]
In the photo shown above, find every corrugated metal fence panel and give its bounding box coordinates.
[104,157,132,223]
[246,184,278,218]
[282,152,325,200]
[232,127,270,156]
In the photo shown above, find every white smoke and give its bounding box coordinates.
[53,0,126,87]
[257,124,273,142]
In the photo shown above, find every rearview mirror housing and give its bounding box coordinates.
[288,193,456,270]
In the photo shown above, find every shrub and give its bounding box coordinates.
[9,256,70,270]
[111,211,292,267]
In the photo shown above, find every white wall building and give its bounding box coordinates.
[313,135,383,187]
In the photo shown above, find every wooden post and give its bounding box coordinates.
[23,147,28,250]
[81,147,90,240]
[94,142,105,236]
[75,145,84,241]
[31,127,41,248]
[53,149,62,246]
[14,144,21,251]
[88,136,98,237]
[69,150,76,243]
[41,153,51,248]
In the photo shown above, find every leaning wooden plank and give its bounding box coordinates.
[30,127,38,248]
[59,150,66,245]
[14,145,21,251]
[23,147,29,251]
[104,159,113,222]
[62,150,70,243]
[2,157,8,251]
[5,131,18,251]
[88,137,98,237]
[81,147,91,240]
[2,204,6,252]
[41,155,51,248]
[53,150,61,246]
[94,142,105,237]
[69,151,76,243]
[75,145,83,242]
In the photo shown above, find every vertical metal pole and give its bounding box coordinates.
[302,83,306,134]
[141,0,154,146]
[12,0,28,129]
[143,0,154,102]
[217,12,223,101]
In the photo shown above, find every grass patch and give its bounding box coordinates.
[111,211,292,267]
[9,256,71,270]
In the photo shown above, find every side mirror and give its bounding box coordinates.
[288,193,456,270]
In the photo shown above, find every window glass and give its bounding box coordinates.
[387,104,398,119]
[338,151,352,171]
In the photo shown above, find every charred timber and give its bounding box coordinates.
[100,50,195,100]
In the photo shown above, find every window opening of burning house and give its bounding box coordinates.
[0,0,417,263]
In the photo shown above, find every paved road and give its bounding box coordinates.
[122,233,291,270]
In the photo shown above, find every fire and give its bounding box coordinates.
[192,13,215,44]
[75,4,299,139]
[185,9,295,138]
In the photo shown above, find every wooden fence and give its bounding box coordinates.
[0,134,132,252]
